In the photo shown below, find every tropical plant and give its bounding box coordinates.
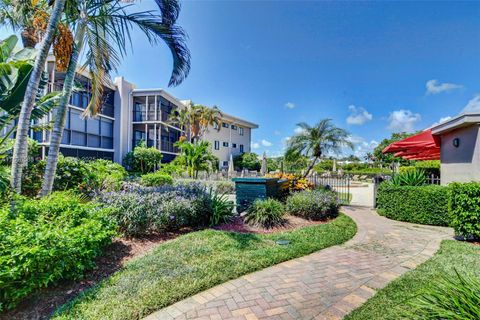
[244,198,285,229]
[286,119,353,178]
[373,132,415,166]
[123,140,163,174]
[403,269,480,319]
[208,188,235,226]
[391,169,426,186]
[10,0,67,193]
[39,0,191,196]
[169,102,222,142]
[176,141,217,178]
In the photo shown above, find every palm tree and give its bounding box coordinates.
[39,0,191,196]
[168,102,222,143]
[285,119,353,178]
[10,0,67,193]
[176,140,216,178]
[0,0,47,48]
[197,104,222,139]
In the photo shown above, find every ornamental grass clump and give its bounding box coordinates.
[244,198,286,229]
[286,189,339,220]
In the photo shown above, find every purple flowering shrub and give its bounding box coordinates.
[99,183,212,237]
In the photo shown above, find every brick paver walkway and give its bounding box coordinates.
[145,207,453,320]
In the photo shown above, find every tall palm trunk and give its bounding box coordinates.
[303,156,319,178]
[10,0,66,193]
[40,23,86,197]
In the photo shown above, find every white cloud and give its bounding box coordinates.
[462,94,480,113]
[426,79,463,95]
[346,105,373,125]
[342,136,379,158]
[251,142,260,149]
[285,102,295,109]
[273,130,281,135]
[261,139,272,147]
[294,127,305,134]
[439,116,452,123]
[387,109,421,132]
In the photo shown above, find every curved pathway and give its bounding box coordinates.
[145,207,453,320]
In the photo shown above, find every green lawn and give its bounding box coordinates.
[345,240,480,320]
[54,214,356,320]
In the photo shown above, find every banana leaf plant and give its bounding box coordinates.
[0,35,59,191]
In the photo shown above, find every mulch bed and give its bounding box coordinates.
[214,215,328,234]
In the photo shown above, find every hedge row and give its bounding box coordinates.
[377,182,480,240]
[449,183,480,240]
[376,183,450,226]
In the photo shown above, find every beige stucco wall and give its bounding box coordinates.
[202,123,252,168]
[440,124,480,185]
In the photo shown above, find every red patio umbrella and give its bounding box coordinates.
[382,129,440,160]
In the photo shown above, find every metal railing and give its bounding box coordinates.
[307,173,351,205]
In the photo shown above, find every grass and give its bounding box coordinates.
[345,240,480,320]
[53,214,356,320]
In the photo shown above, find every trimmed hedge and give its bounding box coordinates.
[140,172,173,187]
[286,189,339,220]
[376,183,450,226]
[449,183,480,240]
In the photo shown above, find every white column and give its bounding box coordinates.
[155,95,158,121]
[145,96,149,121]
[154,123,157,149]
[145,123,148,145]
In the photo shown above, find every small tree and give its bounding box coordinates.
[123,141,163,174]
[233,152,260,171]
[286,120,353,178]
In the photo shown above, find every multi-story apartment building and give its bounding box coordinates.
[33,60,258,169]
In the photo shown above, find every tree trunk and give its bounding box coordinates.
[39,24,86,197]
[11,0,66,193]
[303,156,319,178]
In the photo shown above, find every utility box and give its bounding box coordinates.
[232,177,290,213]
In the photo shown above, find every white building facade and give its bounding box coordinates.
[33,65,258,169]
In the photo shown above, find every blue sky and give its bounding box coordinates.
[2,1,480,158]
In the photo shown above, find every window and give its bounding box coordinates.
[222,122,229,128]
[214,140,220,150]
[232,143,237,148]
[101,119,113,137]
[240,144,244,153]
[71,131,86,146]
[223,161,229,167]
[239,127,244,136]
[87,134,100,148]
[70,109,85,131]
[86,118,100,135]
[223,142,229,147]
[231,125,237,130]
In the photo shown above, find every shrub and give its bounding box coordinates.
[376,183,450,226]
[174,179,236,194]
[100,183,212,237]
[449,182,480,240]
[233,152,260,171]
[286,189,339,220]
[391,169,426,186]
[208,189,235,226]
[22,157,127,197]
[123,141,163,173]
[244,198,285,229]
[0,192,115,310]
[404,270,480,319]
[140,172,173,187]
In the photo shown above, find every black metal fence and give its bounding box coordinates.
[307,173,351,205]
